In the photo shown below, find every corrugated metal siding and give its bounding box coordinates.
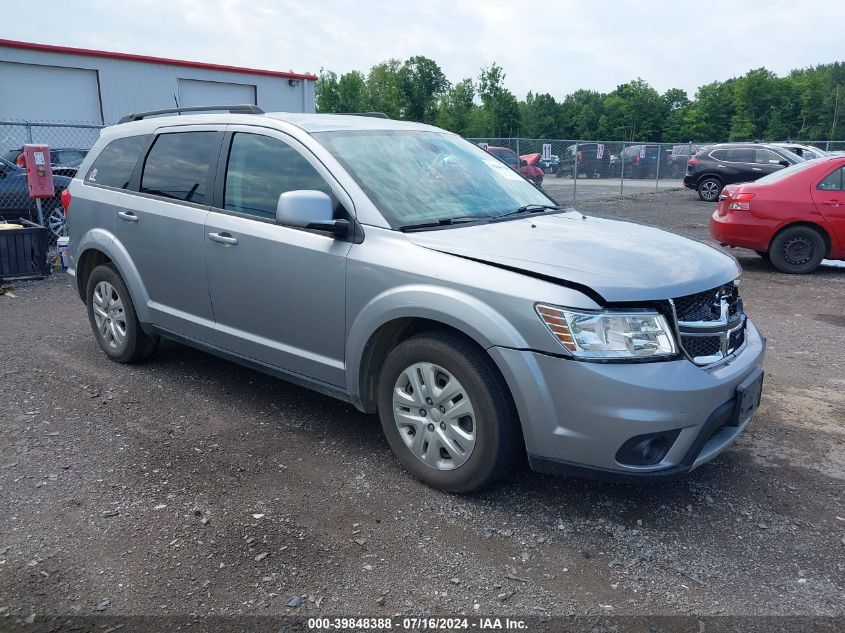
[0,45,315,123]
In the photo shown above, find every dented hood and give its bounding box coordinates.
[405,212,741,303]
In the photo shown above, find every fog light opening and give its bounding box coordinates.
[615,430,681,467]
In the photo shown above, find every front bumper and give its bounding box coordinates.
[489,319,766,481]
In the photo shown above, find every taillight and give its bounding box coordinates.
[727,192,754,211]
[688,156,700,166]
[577,151,583,163]
[16,153,24,167]
[60,189,71,215]
[635,155,640,165]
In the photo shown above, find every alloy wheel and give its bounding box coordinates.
[92,281,127,350]
[700,180,719,201]
[392,362,476,470]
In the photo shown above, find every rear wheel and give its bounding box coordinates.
[697,177,722,202]
[86,264,159,362]
[769,226,826,274]
[376,331,521,493]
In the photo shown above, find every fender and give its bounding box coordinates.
[345,283,528,403]
[72,229,152,323]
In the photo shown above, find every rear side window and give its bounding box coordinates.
[223,133,332,220]
[818,167,844,191]
[85,135,149,189]
[140,132,217,204]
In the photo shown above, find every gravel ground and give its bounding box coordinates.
[1,189,843,629]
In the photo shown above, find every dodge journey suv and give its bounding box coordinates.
[66,105,765,493]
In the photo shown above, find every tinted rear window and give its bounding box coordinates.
[140,132,217,203]
[85,135,149,189]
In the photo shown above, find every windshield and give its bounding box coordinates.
[313,130,553,228]
[754,158,821,184]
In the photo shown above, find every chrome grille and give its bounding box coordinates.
[673,282,746,366]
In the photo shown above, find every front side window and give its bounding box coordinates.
[85,135,149,189]
[223,133,332,219]
[755,149,783,165]
[140,132,217,204]
[313,130,553,228]
[817,167,844,191]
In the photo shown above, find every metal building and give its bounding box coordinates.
[0,38,317,124]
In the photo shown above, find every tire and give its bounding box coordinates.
[755,250,769,259]
[697,177,722,202]
[768,226,826,274]
[376,331,521,493]
[86,264,159,362]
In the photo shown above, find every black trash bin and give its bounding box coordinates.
[0,220,50,283]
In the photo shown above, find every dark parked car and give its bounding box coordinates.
[3,147,90,177]
[684,143,804,201]
[557,142,610,179]
[666,144,706,178]
[618,144,671,179]
[538,154,560,174]
[0,157,71,237]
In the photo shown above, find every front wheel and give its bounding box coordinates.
[698,177,722,202]
[769,226,826,274]
[377,331,521,493]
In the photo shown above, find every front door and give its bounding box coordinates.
[204,128,352,387]
[812,165,845,254]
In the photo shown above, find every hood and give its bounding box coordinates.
[520,152,541,165]
[405,212,741,303]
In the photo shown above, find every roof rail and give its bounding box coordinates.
[335,112,390,119]
[118,104,264,124]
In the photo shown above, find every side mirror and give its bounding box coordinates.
[276,190,349,237]
[778,160,790,168]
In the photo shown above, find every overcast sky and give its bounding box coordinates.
[3,0,843,100]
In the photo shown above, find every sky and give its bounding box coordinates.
[3,0,843,100]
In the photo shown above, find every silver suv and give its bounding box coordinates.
[66,106,765,492]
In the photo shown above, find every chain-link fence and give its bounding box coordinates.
[0,121,103,249]
[468,137,845,204]
[3,119,845,243]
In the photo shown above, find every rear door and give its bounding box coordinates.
[204,127,353,386]
[114,127,223,340]
[716,148,756,184]
[811,165,845,253]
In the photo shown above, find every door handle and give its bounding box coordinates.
[117,211,138,223]
[823,200,841,206]
[751,167,763,171]
[208,232,238,245]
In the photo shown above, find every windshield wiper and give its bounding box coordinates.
[488,204,566,223]
[398,217,480,232]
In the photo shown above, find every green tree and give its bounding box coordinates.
[367,60,402,119]
[315,69,341,113]
[436,78,477,135]
[397,56,449,123]
[478,63,521,137]
[336,71,370,113]
[520,92,560,138]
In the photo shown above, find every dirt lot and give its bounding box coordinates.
[1,189,844,629]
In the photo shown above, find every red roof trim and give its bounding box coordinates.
[0,38,317,81]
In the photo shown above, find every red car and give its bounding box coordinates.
[711,156,845,273]
[485,146,544,186]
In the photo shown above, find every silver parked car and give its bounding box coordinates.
[66,105,765,492]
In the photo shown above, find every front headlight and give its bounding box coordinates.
[536,304,677,359]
